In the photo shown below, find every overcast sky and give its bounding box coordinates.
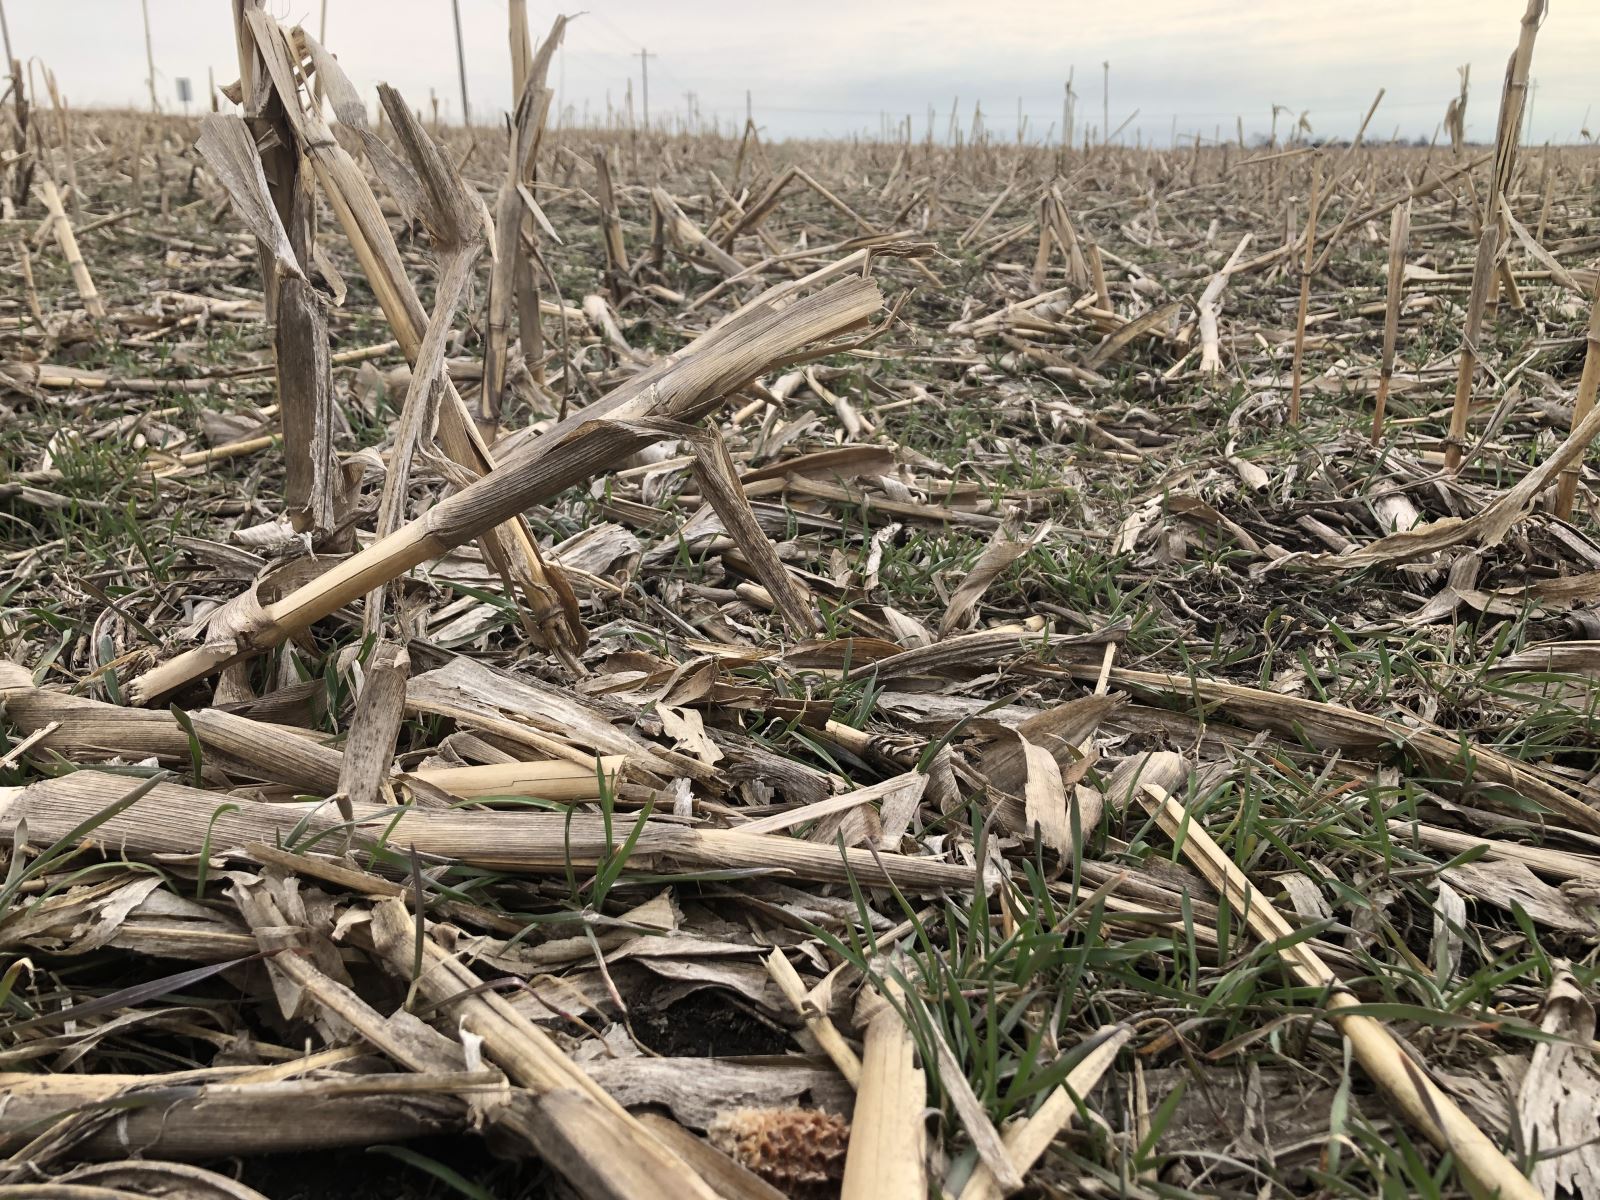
[6,1,1597,145]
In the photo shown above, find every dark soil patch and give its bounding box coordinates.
[633,991,792,1058]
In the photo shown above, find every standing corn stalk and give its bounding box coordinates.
[127,271,883,704]
[1444,0,1545,473]
[36,176,104,317]
[1554,275,1600,519]
[1444,65,1469,158]
[1287,154,1321,425]
[226,0,340,541]
[250,11,583,663]
[593,147,630,301]
[1370,199,1410,445]
[4,48,31,214]
[482,11,566,426]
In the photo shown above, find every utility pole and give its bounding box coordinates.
[1101,60,1109,147]
[638,47,655,131]
[140,0,159,113]
[451,0,470,125]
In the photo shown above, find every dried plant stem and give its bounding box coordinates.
[1370,200,1411,445]
[126,274,882,704]
[592,147,630,299]
[1087,244,1112,312]
[150,433,278,475]
[43,69,81,215]
[1028,207,1055,293]
[1554,275,1600,519]
[0,1071,470,1158]
[653,186,746,277]
[1487,2,1546,315]
[1287,155,1321,424]
[2,770,972,891]
[14,237,43,326]
[840,981,926,1200]
[765,949,862,1086]
[230,1,338,540]
[247,11,574,655]
[37,177,104,317]
[412,756,622,801]
[368,900,721,1200]
[482,14,563,422]
[237,877,710,1200]
[795,167,940,286]
[1445,225,1500,473]
[722,165,797,246]
[337,642,410,810]
[360,241,479,639]
[957,1026,1131,1200]
[1197,233,1252,374]
[1133,759,1541,1200]
[189,708,343,795]
[1446,0,1545,472]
